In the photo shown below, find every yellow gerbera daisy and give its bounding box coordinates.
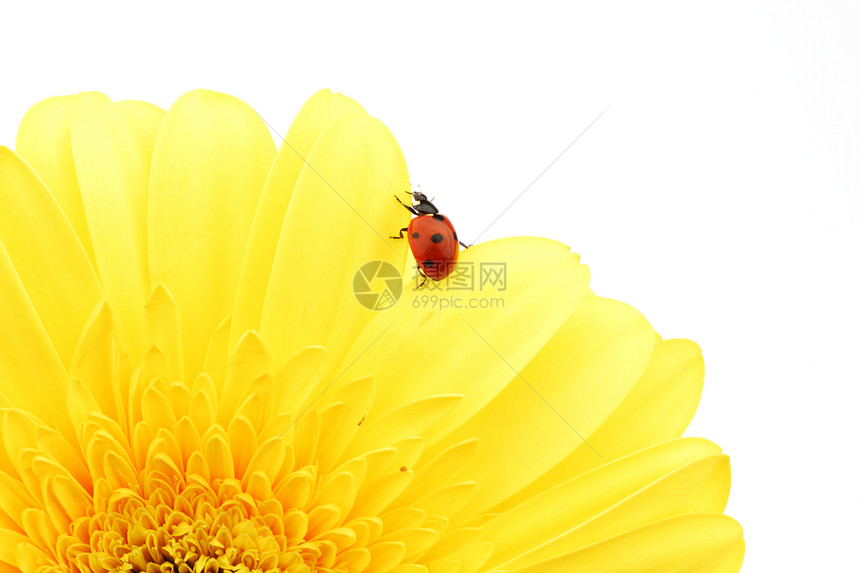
[0,89,744,573]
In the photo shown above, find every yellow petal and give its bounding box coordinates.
[259,113,411,375]
[241,373,276,426]
[68,378,102,444]
[425,531,492,573]
[380,507,427,532]
[144,284,184,385]
[0,528,30,566]
[217,331,270,425]
[233,90,366,343]
[481,437,723,569]
[316,376,375,473]
[293,408,321,469]
[0,471,36,532]
[308,504,342,538]
[148,90,275,377]
[174,415,201,467]
[378,528,439,561]
[188,388,216,436]
[139,347,171,391]
[140,386,175,431]
[202,433,233,481]
[431,295,655,515]
[390,565,428,573]
[563,337,705,473]
[70,100,164,362]
[342,548,372,573]
[115,100,165,139]
[341,237,590,432]
[21,508,54,557]
[68,302,121,423]
[366,541,406,573]
[245,471,272,501]
[0,243,71,435]
[200,317,232,387]
[273,346,327,417]
[344,395,462,460]
[506,338,705,506]
[48,474,91,522]
[0,147,103,366]
[349,470,414,519]
[313,471,358,519]
[425,560,457,573]
[227,416,257,477]
[275,471,313,511]
[396,439,478,506]
[412,481,477,517]
[185,451,210,482]
[14,91,111,266]
[501,454,731,569]
[509,513,744,573]
[14,542,54,573]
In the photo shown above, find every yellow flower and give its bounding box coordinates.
[0,89,744,573]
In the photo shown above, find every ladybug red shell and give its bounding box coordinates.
[391,192,467,283]
[407,213,459,280]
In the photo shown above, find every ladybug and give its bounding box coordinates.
[391,191,469,285]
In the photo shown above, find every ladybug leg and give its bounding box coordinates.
[416,267,429,289]
[390,227,409,239]
[394,195,420,216]
[458,240,472,249]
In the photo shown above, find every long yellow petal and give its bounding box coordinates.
[0,243,69,434]
[481,438,723,570]
[14,91,111,266]
[232,90,366,345]
[148,90,275,377]
[70,100,164,362]
[503,338,705,507]
[345,395,462,461]
[500,455,731,569]
[425,295,655,515]
[397,439,478,506]
[563,338,705,472]
[338,237,590,433]
[259,113,411,376]
[68,302,121,423]
[508,513,744,573]
[144,284,184,385]
[0,147,103,366]
[217,331,270,425]
[0,529,30,567]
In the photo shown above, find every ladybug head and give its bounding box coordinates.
[411,191,430,203]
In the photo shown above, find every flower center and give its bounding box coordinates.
[58,473,336,573]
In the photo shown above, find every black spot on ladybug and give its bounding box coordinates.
[454,231,458,241]
[431,233,444,243]
[423,260,435,268]
[433,214,445,221]
[412,232,420,239]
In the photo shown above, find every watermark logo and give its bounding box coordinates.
[409,262,507,292]
[353,261,403,310]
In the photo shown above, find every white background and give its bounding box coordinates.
[2,1,858,570]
